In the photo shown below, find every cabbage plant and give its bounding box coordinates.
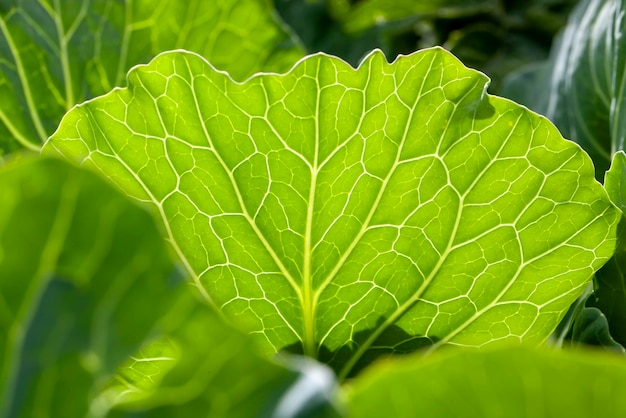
[2,0,626,417]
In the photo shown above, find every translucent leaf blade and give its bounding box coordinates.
[45,48,619,378]
[0,157,318,418]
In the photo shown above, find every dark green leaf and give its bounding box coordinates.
[502,0,625,179]
[569,306,625,352]
[591,151,626,346]
[274,0,388,67]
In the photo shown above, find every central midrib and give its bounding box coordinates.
[309,54,439,374]
[302,70,322,358]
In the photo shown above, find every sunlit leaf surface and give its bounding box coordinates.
[0,157,316,418]
[46,47,618,378]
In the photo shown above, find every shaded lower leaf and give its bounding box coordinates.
[94,339,179,409]
[0,157,183,418]
[347,345,626,417]
[105,294,341,418]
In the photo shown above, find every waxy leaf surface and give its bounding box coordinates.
[46,48,618,378]
[0,0,302,153]
[502,0,626,178]
[347,345,626,418]
[592,150,626,346]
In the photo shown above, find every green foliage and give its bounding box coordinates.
[279,0,577,92]
[570,306,625,351]
[339,0,494,33]
[2,0,626,417]
[104,299,318,418]
[503,0,626,349]
[0,157,317,418]
[274,0,385,67]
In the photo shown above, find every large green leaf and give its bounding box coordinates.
[502,0,626,179]
[0,157,183,417]
[0,0,302,153]
[45,47,618,379]
[346,345,626,417]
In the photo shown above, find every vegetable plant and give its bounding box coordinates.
[2,0,626,417]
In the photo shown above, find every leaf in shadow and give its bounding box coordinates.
[0,157,183,417]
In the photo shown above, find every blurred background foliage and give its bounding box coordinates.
[275,0,578,92]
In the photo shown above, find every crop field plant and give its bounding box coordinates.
[1,0,626,417]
